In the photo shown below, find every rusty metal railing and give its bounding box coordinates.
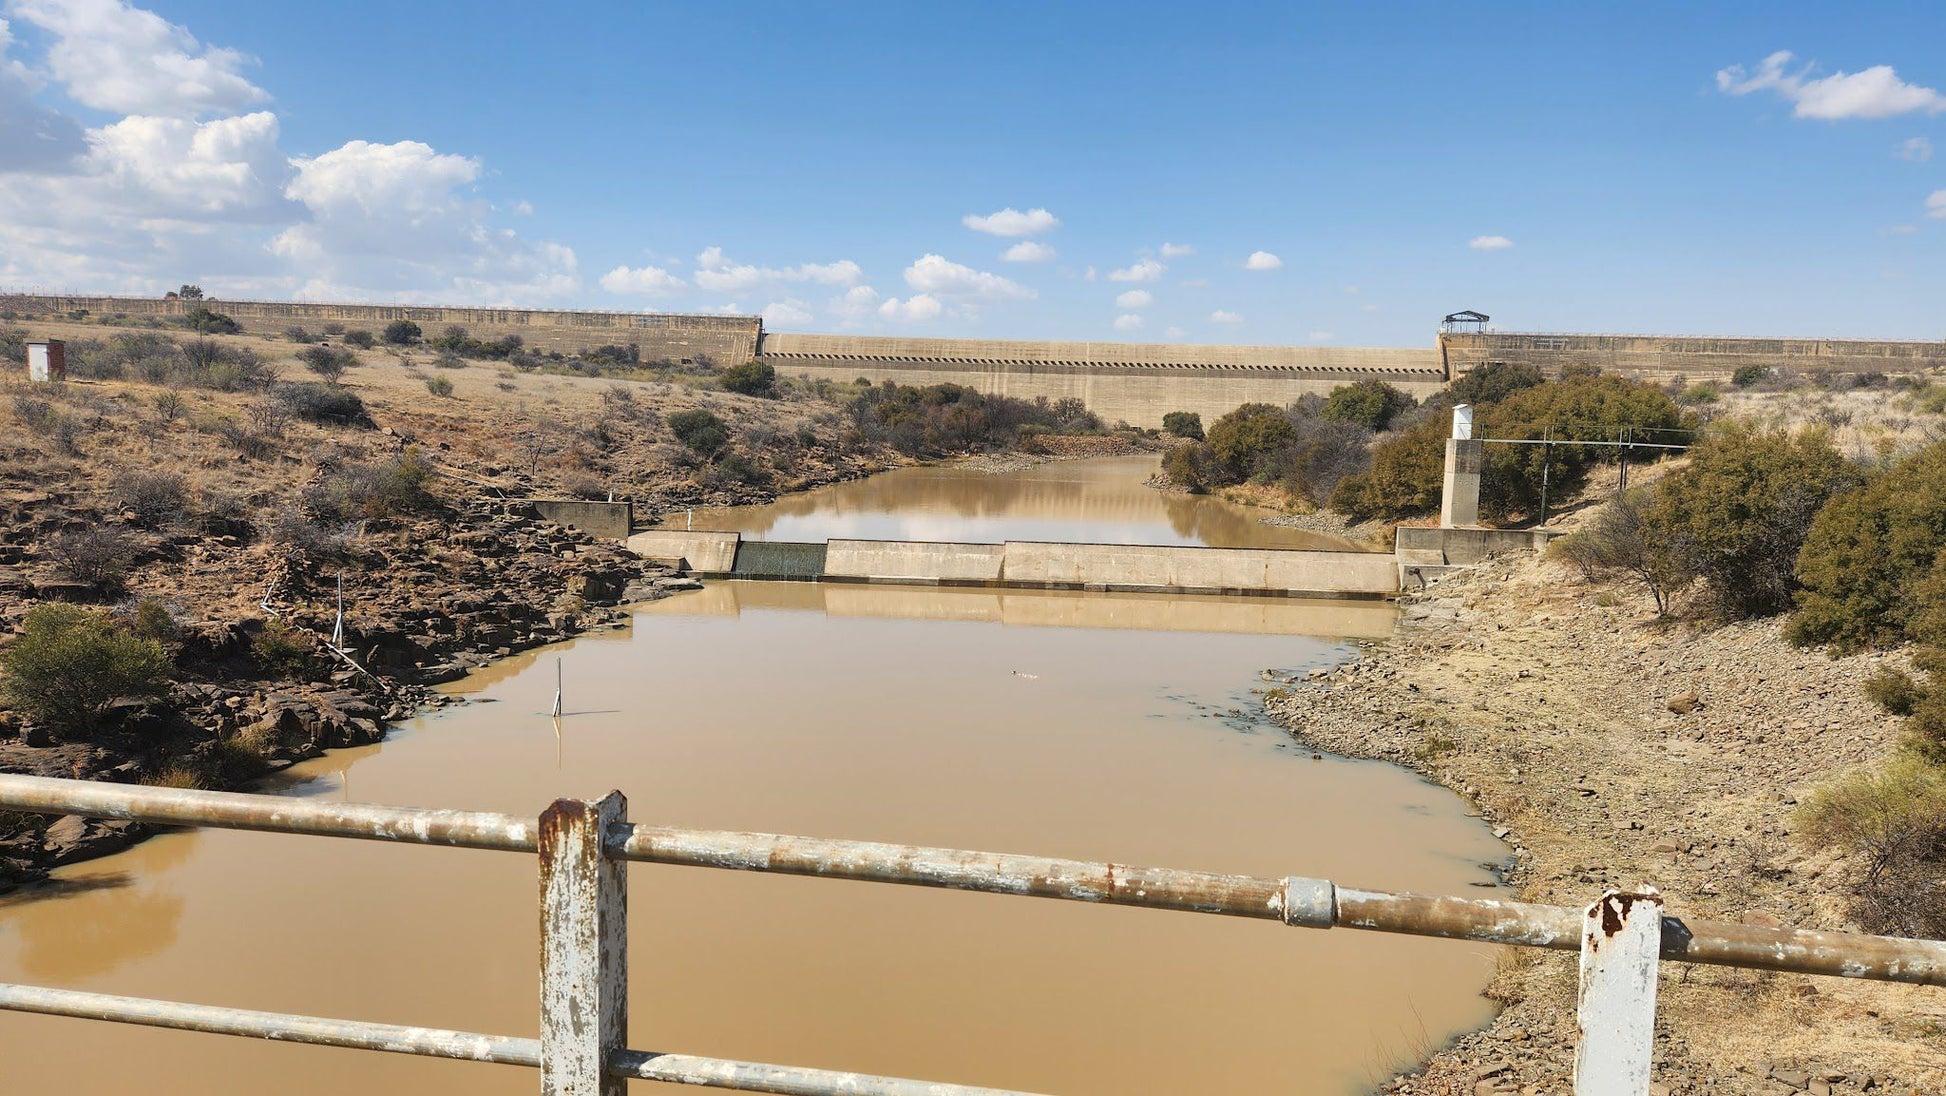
[0,774,1942,1095]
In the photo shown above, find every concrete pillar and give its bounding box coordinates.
[1440,405,1481,529]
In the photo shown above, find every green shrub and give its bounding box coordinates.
[304,449,439,522]
[272,381,370,426]
[1550,489,1691,615]
[1789,441,1946,652]
[1161,411,1204,440]
[1731,363,1769,388]
[425,374,454,398]
[382,320,422,345]
[1641,424,1857,619]
[1330,411,1449,519]
[1448,360,1545,406]
[1206,404,1298,482]
[0,604,171,735]
[284,326,317,344]
[1162,443,1216,492]
[342,330,376,349]
[180,307,239,334]
[719,360,777,396]
[1679,382,1720,405]
[668,409,729,456]
[1865,667,1924,717]
[1320,380,1414,431]
[1797,756,1946,937]
[300,345,356,384]
[251,619,314,679]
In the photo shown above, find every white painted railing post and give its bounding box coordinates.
[1573,888,1662,1096]
[539,793,628,1096]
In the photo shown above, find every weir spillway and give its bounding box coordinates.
[627,530,1400,600]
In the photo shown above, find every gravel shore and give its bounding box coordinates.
[1268,551,1946,1095]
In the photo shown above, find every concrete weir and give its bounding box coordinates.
[627,530,1399,599]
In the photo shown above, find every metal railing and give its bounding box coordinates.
[0,774,1942,1095]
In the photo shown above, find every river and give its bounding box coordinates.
[0,455,1505,1094]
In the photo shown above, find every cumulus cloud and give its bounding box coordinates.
[1108,258,1164,282]
[1210,309,1242,324]
[1899,137,1934,162]
[962,206,1059,237]
[9,0,269,118]
[1159,242,1194,257]
[903,253,1034,299]
[693,246,863,293]
[1469,235,1514,250]
[762,298,814,327]
[1243,249,1282,271]
[1928,190,1946,219]
[270,138,577,303]
[878,294,943,322]
[1114,289,1153,309]
[1001,239,1056,262]
[1309,330,1334,341]
[600,263,684,296]
[1163,325,1185,339]
[1716,51,1946,120]
[829,284,881,324]
[1113,313,1143,331]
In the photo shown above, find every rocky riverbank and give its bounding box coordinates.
[1268,552,1946,1095]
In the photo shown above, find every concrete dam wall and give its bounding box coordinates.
[1440,332,1946,382]
[626,530,1399,599]
[757,332,1448,429]
[2,294,762,362]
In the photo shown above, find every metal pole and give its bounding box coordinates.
[1540,431,1551,525]
[552,658,564,718]
[1573,889,1662,1094]
[540,793,628,1096]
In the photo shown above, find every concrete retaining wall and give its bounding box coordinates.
[626,530,739,571]
[1440,332,1946,383]
[3,294,762,362]
[533,500,633,540]
[1395,526,1555,565]
[824,539,1006,584]
[1000,541,1398,597]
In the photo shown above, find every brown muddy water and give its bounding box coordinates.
[0,459,1503,1095]
[676,454,1363,550]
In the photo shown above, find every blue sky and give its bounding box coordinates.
[1,1,1942,346]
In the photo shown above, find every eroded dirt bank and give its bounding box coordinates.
[1269,553,1946,1095]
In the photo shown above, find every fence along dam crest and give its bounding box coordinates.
[16,293,1943,429]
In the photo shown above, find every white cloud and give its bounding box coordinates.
[1163,325,1186,339]
[1083,265,1097,281]
[878,294,943,322]
[1898,137,1934,162]
[1108,257,1164,282]
[272,138,578,303]
[1178,278,1208,287]
[1717,51,1946,120]
[693,246,863,293]
[87,110,285,214]
[1243,249,1282,271]
[1309,330,1334,341]
[1113,313,1143,331]
[1889,224,1919,235]
[962,206,1059,237]
[903,253,1034,299]
[600,263,684,296]
[829,284,881,324]
[1361,303,1379,312]
[9,0,268,118]
[1210,309,1242,324]
[1927,190,1946,219]
[1469,235,1514,250]
[762,298,814,327]
[1001,239,1056,262]
[1159,242,1194,257]
[1114,289,1153,309]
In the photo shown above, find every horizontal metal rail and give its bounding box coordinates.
[3,774,1944,988]
[0,984,1032,1095]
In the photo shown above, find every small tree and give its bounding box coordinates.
[1791,441,1946,652]
[177,284,204,300]
[1320,380,1414,431]
[342,330,377,349]
[719,360,777,396]
[0,604,171,736]
[48,526,141,589]
[301,345,356,385]
[182,307,239,334]
[1161,411,1204,441]
[383,320,422,345]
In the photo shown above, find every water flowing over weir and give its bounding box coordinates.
[0,457,1509,1094]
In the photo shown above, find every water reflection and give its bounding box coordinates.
[652,579,1399,639]
[678,456,1362,550]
